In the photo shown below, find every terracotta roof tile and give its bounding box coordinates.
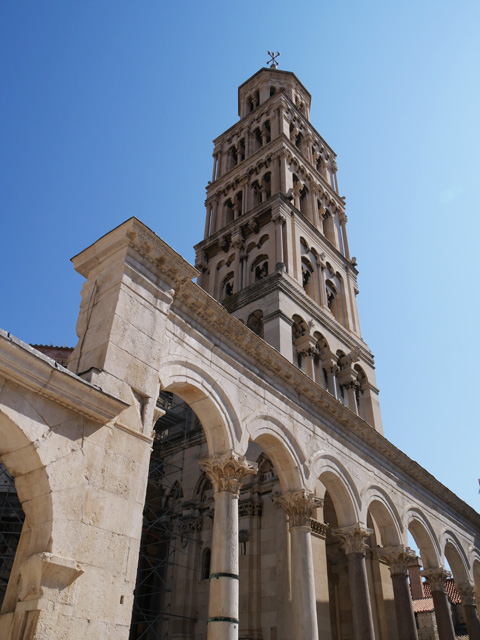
[422,578,461,604]
[412,597,434,613]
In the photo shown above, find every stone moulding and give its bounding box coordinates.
[0,330,128,425]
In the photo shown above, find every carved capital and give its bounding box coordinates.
[200,452,257,496]
[273,490,323,528]
[376,545,417,575]
[333,524,373,555]
[421,567,451,593]
[457,582,477,606]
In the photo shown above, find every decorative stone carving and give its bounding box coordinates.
[238,499,263,518]
[376,545,416,575]
[310,519,329,538]
[200,451,257,496]
[421,567,451,593]
[333,524,373,555]
[273,490,323,528]
[177,515,203,534]
[457,582,477,606]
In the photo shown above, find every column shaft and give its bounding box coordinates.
[391,572,418,640]
[346,552,376,640]
[431,590,456,640]
[290,526,319,640]
[464,604,480,640]
[207,491,240,640]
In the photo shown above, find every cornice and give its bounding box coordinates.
[72,217,198,289]
[0,330,128,424]
[173,281,480,532]
[222,270,373,366]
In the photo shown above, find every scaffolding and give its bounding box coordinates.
[129,391,198,640]
[0,462,24,611]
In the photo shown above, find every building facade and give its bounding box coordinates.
[0,67,479,640]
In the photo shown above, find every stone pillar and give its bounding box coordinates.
[201,452,257,640]
[338,213,350,260]
[333,524,376,640]
[377,545,419,640]
[272,209,287,269]
[274,490,322,640]
[421,568,456,640]
[457,583,480,640]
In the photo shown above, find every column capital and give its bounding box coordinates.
[273,490,323,528]
[333,523,373,555]
[457,582,477,606]
[421,567,451,593]
[200,451,257,496]
[376,545,417,575]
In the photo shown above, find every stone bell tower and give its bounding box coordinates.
[194,65,382,431]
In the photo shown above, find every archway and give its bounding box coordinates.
[129,367,239,640]
[0,407,52,622]
[314,460,360,640]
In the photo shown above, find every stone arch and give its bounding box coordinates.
[310,453,360,526]
[440,530,470,584]
[159,359,241,454]
[244,415,306,492]
[0,407,53,614]
[405,508,441,569]
[361,485,403,546]
[473,556,480,608]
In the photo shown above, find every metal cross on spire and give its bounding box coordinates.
[267,51,280,69]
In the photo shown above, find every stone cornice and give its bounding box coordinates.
[72,217,198,289]
[173,280,480,531]
[0,330,128,424]
[221,269,373,366]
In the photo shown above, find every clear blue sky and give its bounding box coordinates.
[1,1,479,512]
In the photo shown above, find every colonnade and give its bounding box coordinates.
[200,451,480,640]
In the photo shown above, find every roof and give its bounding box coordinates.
[412,598,434,613]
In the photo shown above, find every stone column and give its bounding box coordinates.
[377,545,419,640]
[201,452,257,640]
[274,490,323,640]
[421,568,456,640]
[333,524,376,640]
[457,583,480,640]
[272,209,286,269]
[338,212,350,260]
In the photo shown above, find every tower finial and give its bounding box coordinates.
[267,51,280,69]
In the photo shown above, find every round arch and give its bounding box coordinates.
[405,508,441,570]
[440,531,470,584]
[473,557,480,608]
[0,407,53,614]
[159,359,241,455]
[361,485,403,546]
[311,453,360,526]
[244,415,306,492]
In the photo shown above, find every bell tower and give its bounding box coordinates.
[194,65,382,431]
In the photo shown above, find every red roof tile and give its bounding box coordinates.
[412,598,434,613]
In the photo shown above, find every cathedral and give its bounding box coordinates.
[0,65,479,640]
